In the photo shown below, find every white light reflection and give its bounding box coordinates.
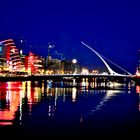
[27,81,32,115]
[27,81,31,100]
[34,87,39,103]
[63,88,66,102]
[82,79,86,87]
[73,79,76,86]
[80,115,83,124]
[19,90,23,123]
[80,78,89,92]
[48,105,51,117]
[72,87,77,102]
[107,82,124,88]
[21,81,26,98]
[6,90,11,102]
[55,88,58,107]
[89,90,123,114]
[7,82,11,90]
[19,81,28,123]
[41,82,44,94]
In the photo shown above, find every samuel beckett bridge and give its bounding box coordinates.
[0,41,138,88]
[81,41,132,76]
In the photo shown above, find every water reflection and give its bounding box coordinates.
[0,82,21,125]
[136,85,140,111]
[89,90,123,114]
[0,80,138,129]
[72,87,77,102]
[0,81,42,125]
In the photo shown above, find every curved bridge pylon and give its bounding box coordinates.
[81,41,131,76]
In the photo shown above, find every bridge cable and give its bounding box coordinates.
[81,41,131,75]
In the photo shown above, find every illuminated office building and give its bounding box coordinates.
[0,43,6,70]
[25,52,44,75]
[0,39,22,71]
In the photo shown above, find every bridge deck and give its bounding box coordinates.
[0,74,136,82]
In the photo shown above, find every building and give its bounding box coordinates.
[46,56,62,74]
[19,49,26,72]
[25,52,44,75]
[0,43,6,71]
[63,60,81,74]
[0,39,22,71]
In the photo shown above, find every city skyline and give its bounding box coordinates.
[0,0,140,74]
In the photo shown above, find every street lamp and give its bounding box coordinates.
[72,59,77,64]
[72,59,77,74]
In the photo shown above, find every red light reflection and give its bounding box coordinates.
[136,85,140,94]
[0,82,21,125]
[136,85,140,112]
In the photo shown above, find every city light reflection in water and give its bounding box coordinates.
[136,85,140,111]
[0,81,139,137]
[0,81,42,125]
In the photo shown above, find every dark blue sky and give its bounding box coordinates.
[0,0,140,74]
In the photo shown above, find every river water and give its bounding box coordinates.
[0,81,139,138]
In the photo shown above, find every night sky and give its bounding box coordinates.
[0,0,140,74]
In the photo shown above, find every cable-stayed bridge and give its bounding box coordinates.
[81,41,132,76]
